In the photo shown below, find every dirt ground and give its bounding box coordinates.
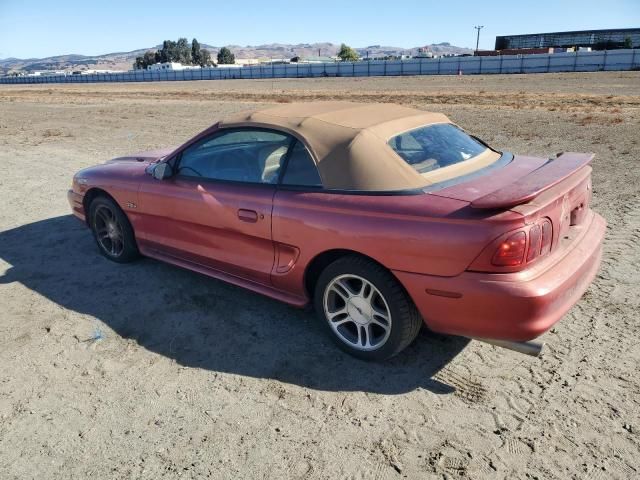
[0,72,639,479]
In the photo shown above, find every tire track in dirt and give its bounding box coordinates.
[433,366,487,404]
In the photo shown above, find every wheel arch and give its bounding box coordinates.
[304,249,401,299]
[82,188,121,226]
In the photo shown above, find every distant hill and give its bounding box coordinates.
[0,42,472,73]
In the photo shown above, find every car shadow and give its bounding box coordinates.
[0,215,470,394]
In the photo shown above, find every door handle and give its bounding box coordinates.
[237,209,259,223]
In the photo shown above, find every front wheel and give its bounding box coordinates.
[89,196,139,263]
[314,256,422,361]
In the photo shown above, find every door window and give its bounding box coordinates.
[177,129,291,184]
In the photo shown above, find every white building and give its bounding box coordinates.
[414,47,434,58]
[28,70,67,76]
[80,69,123,75]
[147,62,201,71]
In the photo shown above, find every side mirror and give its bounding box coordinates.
[151,162,173,180]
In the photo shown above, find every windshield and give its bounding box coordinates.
[388,123,491,174]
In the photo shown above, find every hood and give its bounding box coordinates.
[106,146,176,164]
[75,147,176,184]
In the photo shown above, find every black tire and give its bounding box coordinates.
[89,196,139,263]
[313,255,422,361]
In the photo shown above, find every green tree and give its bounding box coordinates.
[157,40,177,63]
[190,38,213,67]
[337,43,359,62]
[191,38,202,65]
[217,47,235,64]
[176,37,191,64]
[133,50,159,70]
[199,48,213,67]
[624,36,633,49]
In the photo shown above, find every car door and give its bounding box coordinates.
[136,128,294,285]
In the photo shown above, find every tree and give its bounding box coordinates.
[217,47,235,64]
[176,37,191,64]
[157,40,177,63]
[192,38,202,65]
[133,38,218,69]
[199,48,213,67]
[191,38,213,67]
[134,50,160,70]
[337,43,359,62]
[624,36,633,49]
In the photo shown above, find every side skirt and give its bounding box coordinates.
[138,245,309,308]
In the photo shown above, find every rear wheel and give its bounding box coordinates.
[89,196,139,263]
[314,255,422,361]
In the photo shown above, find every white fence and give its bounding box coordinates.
[2,49,638,84]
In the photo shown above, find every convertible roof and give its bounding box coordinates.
[220,102,491,191]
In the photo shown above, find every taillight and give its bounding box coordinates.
[526,224,542,262]
[492,231,526,266]
[540,219,552,255]
[469,218,555,273]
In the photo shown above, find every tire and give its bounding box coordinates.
[89,196,139,263]
[314,255,422,361]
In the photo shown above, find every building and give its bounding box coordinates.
[146,62,200,71]
[496,28,639,50]
[475,47,556,57]
[80,69,123,75]
[496,28,639,51]
[27,70,67,77]
[414,47,434,59]
[234,58,261,66]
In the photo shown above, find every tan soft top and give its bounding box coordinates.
[220,102,496,191]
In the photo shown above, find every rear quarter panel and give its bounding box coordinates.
[272,189,524,298]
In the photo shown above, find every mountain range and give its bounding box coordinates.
[0,42,472,73]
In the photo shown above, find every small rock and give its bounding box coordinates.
[623,423,633,433]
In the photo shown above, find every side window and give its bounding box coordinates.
[281,141,322,187]
[177,129,291,184]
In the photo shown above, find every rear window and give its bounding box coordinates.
[388,123,489,174]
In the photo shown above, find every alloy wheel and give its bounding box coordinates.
[93,205,125,257]
[323,274,392,351]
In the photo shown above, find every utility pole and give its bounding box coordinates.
[474,25,484,54]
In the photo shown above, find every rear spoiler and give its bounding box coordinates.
[470,152,594,209]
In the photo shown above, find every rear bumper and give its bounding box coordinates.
[67,189,86,223]
[394,211,606,341]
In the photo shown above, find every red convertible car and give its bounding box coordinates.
[68,102,605,360]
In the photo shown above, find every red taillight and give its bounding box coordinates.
[526,224,542,262]
[492,231,526,266]
[540,219,552,255]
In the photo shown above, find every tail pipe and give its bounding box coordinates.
[471,337,544,357]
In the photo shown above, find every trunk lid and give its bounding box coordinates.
[469,152,594,209]
[433,152,595,257]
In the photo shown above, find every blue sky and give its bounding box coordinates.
[0,0,638,59]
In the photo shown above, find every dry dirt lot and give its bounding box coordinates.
[0,72,639,479]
